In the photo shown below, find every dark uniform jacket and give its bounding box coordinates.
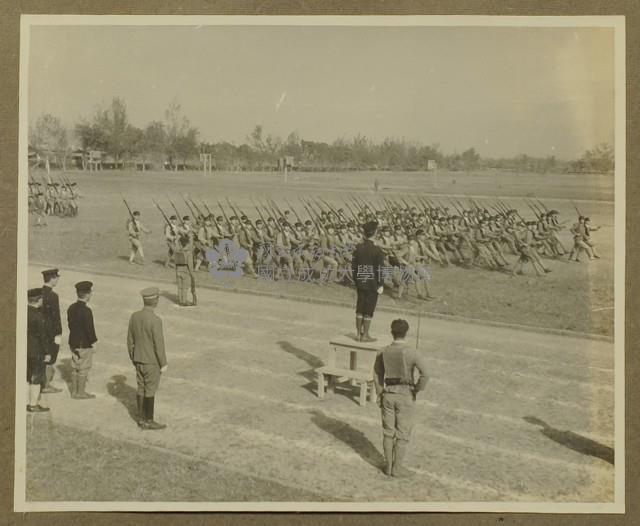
[351,238,385,291]
[127,307,167,367]
[27,306,48,360]
[67,300,98,349]
[373,341,428,397]
[42,285,62,338]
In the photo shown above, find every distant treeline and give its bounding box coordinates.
[29,97,615,174]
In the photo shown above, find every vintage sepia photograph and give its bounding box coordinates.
[15,15,625,512]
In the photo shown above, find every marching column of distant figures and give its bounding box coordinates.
[124,194,601,301]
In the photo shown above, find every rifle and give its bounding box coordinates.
[203,200,224,237]
[524,199,541,219]
[303,202,324,236]
[188,197,205,221]
[182,196,198,221]
[285,198,304,225]
[121,194,139,233]
[216,199,232,233]
[320,198,342,220]
[153,198,177,238]
[226,198,251,236]
[200,199,214,218]
[266,200,286,233]
[167,195,185,226]
[251,197,269,230]
[571,201,583,218]
[536,198,549,213]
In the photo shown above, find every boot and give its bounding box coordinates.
[73,376,96,400]
[361,319,377,342]
[136,395,145,427]
[355,316,363,341]
[41,365,62,393]
[142,397,166,430]
[392,440,414,478]
[70,372,78,397]
[382,436,394,476]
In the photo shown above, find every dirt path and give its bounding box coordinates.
[24,265,615,503]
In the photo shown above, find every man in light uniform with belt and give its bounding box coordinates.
[127,287,168,430]
[373,319,428,478]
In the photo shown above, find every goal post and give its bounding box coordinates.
[200,153,212,176]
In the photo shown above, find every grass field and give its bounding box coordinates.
[28,168,616,336]
[25,266,615,504]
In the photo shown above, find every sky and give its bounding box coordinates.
[27,23,615,159]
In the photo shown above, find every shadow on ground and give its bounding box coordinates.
[276,340,324,398]
[107,374,139,424]
[160,289,180,305]
[524,416,614,465]
[276,340,368,404]
[56,358,74,396]
[310,409,384,470]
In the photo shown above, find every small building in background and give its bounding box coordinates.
[278,156,295,171]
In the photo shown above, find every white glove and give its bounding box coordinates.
[160,365,168,373]
[54,335,61,345]
[377,286,384,294]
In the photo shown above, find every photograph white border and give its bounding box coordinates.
[14,14,626,514]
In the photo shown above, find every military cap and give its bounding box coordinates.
[230,215,238,221]
[294,222,303,228]
[133,211,141,216]
[415,229,425,235]
[42,268,60,280]
[241,215,248,220]
[550,210,559,215]
[584,217,591,222]
[169,215,177,220]
[216,216,224,222]
[183,215,190,221]
[141,286,160,299]
[256,219,264,225]
[28,287,43,300]
[304,220,312,226]
[363,220,378,237]
[75,281,93,293]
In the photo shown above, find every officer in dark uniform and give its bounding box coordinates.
[41,268,63,394]
[27,288,50,413]
[351,220,385,342]
[373,319,428,477]
[67,281,98,399]
[127,287,168,430]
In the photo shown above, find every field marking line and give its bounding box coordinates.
[61,358,614,476]
[27,418,338,502]
[93,331,615,416]
[37,388,555,503]
[94,313,615,393]
[28,263,614,342]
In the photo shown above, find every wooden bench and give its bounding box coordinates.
[315,335,386,406]
[316,366,375,406]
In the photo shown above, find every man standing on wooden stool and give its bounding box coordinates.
[352,220,385,342]
[373,319,428,478]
